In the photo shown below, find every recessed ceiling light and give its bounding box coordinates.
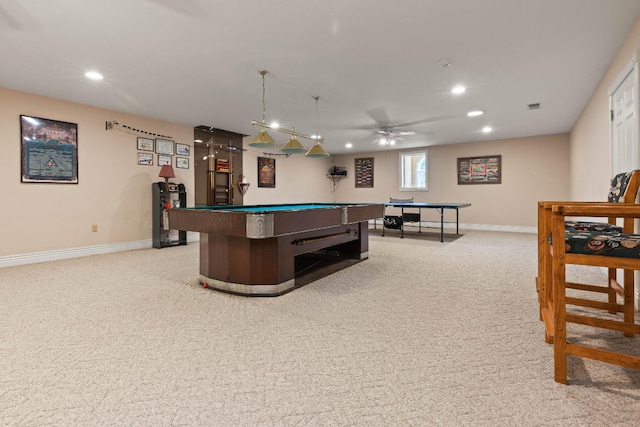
[452,85,466,94]
[482,126,493,133]
[85,71,103,80]
[345,143,353,149]
[269,122,280,129]
[467,110,484,117]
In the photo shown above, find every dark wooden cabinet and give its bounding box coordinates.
[214,159,231,205]
[152,182,187,248]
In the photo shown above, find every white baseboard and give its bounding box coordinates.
[0,232,200,268]
[0,240,152,268]
[1,224,531,269]
[2,225,537,269]
[370,219,536,234]
[439,222,537,234]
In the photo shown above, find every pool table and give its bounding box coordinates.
[168,203,384,296]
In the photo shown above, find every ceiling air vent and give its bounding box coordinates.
[528,103,541,110]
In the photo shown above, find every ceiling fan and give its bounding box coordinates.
[374,127,416,146]
[355,107,454,147]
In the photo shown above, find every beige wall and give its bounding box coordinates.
[571,18,640,199]
[1,87,194,257]
[242,147,333,205]
[11,11,640,261]
[332,134,570,228]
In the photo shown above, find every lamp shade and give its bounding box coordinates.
[280,134,307,154]
[305,142,330,158]
[159,164,175,178]
[249,128,278,147]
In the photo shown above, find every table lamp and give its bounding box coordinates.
[158,164,175,192]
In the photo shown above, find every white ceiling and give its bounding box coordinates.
[2,0,640,154]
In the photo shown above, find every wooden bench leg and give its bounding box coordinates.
[624,270,635,338]
[552,216,568,384]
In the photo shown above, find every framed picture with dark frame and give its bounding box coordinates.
[138,152,153,166]
[137,137,154,152]
[155,138,174,155]
[158,155,172,166]
[176,143,190,156]
[176,157,189,169]
[457,154,502,184]
[355,157,374,188]
[258,156,276,188]
[20,115,78,184]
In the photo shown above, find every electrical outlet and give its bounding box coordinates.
[91,224,98,232]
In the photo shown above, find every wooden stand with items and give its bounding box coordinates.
[152,181,187,248]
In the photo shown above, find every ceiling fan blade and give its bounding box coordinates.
[0,1,37,30]
[0,10,20,29]
[365,107,391,128]
[391,114,457,128]
[146,0,206,17]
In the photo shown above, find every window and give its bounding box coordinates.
[399,150,428,191]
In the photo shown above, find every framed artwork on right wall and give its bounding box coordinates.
[457,154,501,185]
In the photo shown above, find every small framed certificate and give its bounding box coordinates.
[176,143,190,156]
[176,157,189,169]
[138,152,153,165]
[158,155,172,166]
[155,138,174,155]
[137,137,154,152]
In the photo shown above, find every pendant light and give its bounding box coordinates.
[249,70,278,148]
[305,96,329,158]
[280,127,307,154]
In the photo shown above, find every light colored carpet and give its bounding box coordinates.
[1,230,639,426]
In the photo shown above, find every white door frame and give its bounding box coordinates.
[609,50,639,173]
[608,49,640,309]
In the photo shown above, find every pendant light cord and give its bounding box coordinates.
[313,96,320,142]
[262,72,267,123]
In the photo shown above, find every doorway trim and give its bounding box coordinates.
[608,50,640,309]
[608,49,639,174]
